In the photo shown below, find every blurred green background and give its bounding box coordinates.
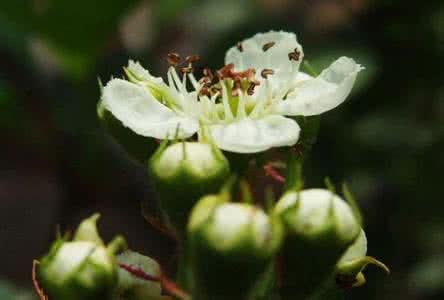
[1,0,443,299]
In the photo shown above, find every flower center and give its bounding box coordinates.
[164,53,283,125]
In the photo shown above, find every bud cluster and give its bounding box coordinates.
[35,30,387,300]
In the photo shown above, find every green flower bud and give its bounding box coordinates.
[274,189,360,299]
[116,250,169,300]
[188,194,283,300]
[149,141,230,235]
[38,214,126,300]
[336,229,389,288]
[97,99,157,164]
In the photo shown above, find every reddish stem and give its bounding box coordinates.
[32,260,49,300]
[118,263,160,282]
[264,164,285,183]
[118,263,190,300]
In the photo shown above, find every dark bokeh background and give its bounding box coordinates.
[1,0,443,299]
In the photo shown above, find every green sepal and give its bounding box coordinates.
[73,213,104,245]
[342,182,363,226]
[336,256,389,288]
[107,235,128,255]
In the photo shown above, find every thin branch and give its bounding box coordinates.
[32,260,48,300]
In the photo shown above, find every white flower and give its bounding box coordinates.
[101,31,362,153]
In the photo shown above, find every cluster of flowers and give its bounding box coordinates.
[35,31,387,300]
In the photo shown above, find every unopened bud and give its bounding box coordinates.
[149,142,230,236]
[188,194,283,300]
[38,214,126,300]
[274,189,360,299]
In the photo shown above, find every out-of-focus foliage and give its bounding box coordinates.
[0,1,443,299]
[0,280,35,300]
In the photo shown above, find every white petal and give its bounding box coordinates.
[102,79,198,139]
[225,31,304,93]
[126,60,164,85]
[209,115,300,153]
[277,57,363,116]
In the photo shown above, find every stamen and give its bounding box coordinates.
[167,68,176,90]
[188,73,201,90]
[250,78,273,118]
[288,48,301,61]
[186,55,200,64]
[237,42,243,52]
[262,42,276,52]
[211,85,222,95]
[199,76,211,85]
[199,96,212,122]
[203,68,214,81]
[182,71,188,91]
[209,93,220,121]
[167,53,181,66]
[237,91,247,118]
[220,81,234,121]
[180,66,193,74]
[261,68,275,79]
[232,79,242,97]
[171,67,186,94]
[249,91,266,118]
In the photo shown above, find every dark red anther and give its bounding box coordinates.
[261,68,275,79]
[199,87,211,96]
[186,55,200,64]
[237,42,244,52]
[237,68,256,80]
[288,48,301,61]
[217,63,235,79]
[247,83,256,95]
[167,52,181,65]
[262,41,276,52]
